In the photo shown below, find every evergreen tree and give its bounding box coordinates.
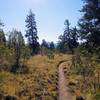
[57,20,70,53]
[49,42,55,50]
[58,20,78,53]
[0,19,4,27]
[25,10,39,55]
[78,0,100,53]
[69,27,79,50]
[0,19,7,63]
[41,39,49,49]
[0,19,6,45]
[0,30,6,45]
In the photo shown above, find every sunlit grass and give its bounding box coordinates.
[0,54,71,99]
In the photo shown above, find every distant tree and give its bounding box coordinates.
[40,39,49,55]
[78,0,100,53]
[49,41,55,50]
[0,21,2,26]
[41,39,49,49]
[0,19,4,27]
[57,20,70,53]
[0,19,6,45]
[58,20,78,53]
[0,31,6,45]
[0,21,7,65]
[8,33,12,49]
[25,10,39,55]
[8,29,25,72]
[0,20,7,68]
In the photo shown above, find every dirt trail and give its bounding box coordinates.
[58,62,75,100]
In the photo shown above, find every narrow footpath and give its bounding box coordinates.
[58,62,75,100]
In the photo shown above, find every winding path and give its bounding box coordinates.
[58,62,75,100]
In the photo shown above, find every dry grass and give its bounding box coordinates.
[0,54,71,100]
[64,55,100,100]
[1,54,99,99]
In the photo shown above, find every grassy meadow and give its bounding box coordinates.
[0,54,71,100]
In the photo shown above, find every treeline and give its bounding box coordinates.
[58,0,100,57]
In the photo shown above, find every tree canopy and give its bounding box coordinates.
[78,0,100,52]
[25,10,39,55]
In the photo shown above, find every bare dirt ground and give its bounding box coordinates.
[58,62,75,100]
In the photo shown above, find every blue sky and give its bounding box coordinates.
[0,0,83,43]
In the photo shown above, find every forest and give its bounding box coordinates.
[0,0,100,100]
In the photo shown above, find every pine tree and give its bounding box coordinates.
[57,20,70,53]
[49,42,55,50]
[25,10,39,55]
[0,19,6,45]
[0,19,6,61]
[0,19,4,27]
[41,39,49,49]
[78,0,100,53]
[70,27,79,49]
[58,20,78,53]
[0,30,6,45]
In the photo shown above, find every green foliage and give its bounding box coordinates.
[41,40,55,57]
[78,0,100,54]
[41,39,49,49]
[8,29,25,48]
[72,54,95,76]
[0,25,12,71]
[25,9,39,55]
[0,31,6,45]
[49,42,55,50]
[0,50,9,70]
[58,20,78,53]
[0,24,31,72]
[71,51,100,99]
[7,29,28,73]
